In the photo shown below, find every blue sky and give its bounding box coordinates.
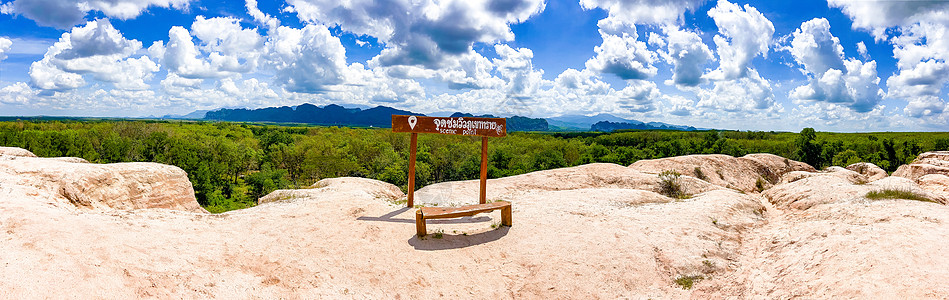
[0,0,948,132]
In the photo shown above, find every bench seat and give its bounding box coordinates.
[416,201,512,236]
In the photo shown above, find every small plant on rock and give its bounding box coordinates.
[674,275,704,290]
[659,170,687,199]
[693,167,708,181]
[755,177,767,192]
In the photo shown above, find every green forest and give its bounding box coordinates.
[1,119,947,213]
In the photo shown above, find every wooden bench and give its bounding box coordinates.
[416,201,512,236]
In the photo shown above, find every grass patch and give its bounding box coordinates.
[674,275,704,290]
[659,170,689,199]
[865,189,935,203]
[433,229,444,239]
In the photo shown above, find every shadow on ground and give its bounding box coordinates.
[407,226,510,251]
[357,207,492,224]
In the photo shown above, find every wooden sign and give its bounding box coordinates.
[392,115,507,137]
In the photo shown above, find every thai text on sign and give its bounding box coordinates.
[391,115,507,137]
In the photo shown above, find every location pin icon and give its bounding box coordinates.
[408,116,418,129]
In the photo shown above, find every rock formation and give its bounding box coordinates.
[0,147,204,213]
[893,151,949,180]
[2,147,949,298]
[629,153,815,193]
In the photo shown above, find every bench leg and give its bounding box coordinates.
[501,205,512,227]
[416,210,427,236]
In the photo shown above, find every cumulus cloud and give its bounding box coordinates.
[152,17,264,79]
[0,82,37,105]
[0,0,192,29]
[494,44,544,97]
[655,27,714,87]
[697,68,774,111]
[579,0,709,25]
[264,24,349,93]
[0,37,11,61]
[662,94,696,116]
[683,0,776,114]
[705,0,774,80]
[785,18,884,112]
[585,27,658,80]
[287,0,544,68]
[29,19,159,91]
[615,80,660,112]
[827,0,949,40]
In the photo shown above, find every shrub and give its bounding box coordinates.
[659,170,686,199]
[693,167,707,181]
[865,189,935,203]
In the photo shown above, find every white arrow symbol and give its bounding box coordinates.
[408,116,418,129]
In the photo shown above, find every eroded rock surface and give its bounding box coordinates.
[893,151,949,180]
[2,150,949,298]
[845,162,888,182]
[0,147,204,213]
[629,153,815,193]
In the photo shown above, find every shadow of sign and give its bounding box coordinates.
[356,207,492,224]
[407,226,510,251]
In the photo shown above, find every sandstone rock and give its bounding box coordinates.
[629,153,815,193]
[0,147,37,158]
[918,174,949,202]
[0,148,204,213]
[414,163,722,206]
[845,162,887,181]
[893,151,949,180]
[259,177,404,204]
[780,166,868,185]
[766,171,945,210]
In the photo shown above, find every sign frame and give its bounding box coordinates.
[392,115,507,207]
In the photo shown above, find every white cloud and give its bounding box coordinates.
[615,80,660,112]
[264,24,349,93]
[0,82,37,105]
[287,0,544,68]
[0,37,11,61]
[697,68,774,111]
[494,44,544,97]
[579,0,709,25]
[827,0,949,40]
[662,94,695,116]
[656,27,714,87]
[155,17,265,79]
[585,27,658,80]
[29,19,159,91]
[785,18,884,112]
[705,0,774,80]
[0,0,192,29]
[856,41,868,60]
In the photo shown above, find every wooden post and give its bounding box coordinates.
[416,210,426,236]
[407,133,417,208]
[480,136,488,204]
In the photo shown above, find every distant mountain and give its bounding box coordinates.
[449,112,548,132]
[547,113,643,131]
[161,110,210,119]
[204,104,421,127]
[591,121,698,132]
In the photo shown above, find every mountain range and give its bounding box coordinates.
[164,103,703,132]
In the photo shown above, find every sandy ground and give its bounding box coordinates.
[3,148,949,298]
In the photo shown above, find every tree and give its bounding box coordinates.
[795,128,823,168]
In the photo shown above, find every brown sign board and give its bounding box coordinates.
[392,115,507,137]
